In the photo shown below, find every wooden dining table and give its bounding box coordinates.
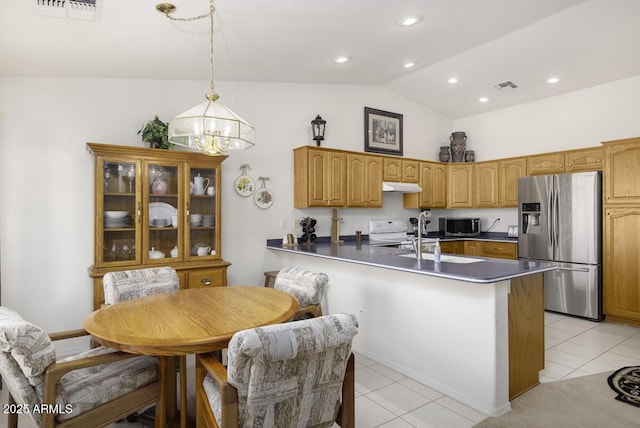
[83,286,298,428]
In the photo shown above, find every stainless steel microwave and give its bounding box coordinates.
[439,218,480,237]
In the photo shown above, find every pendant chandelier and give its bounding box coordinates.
[156,1,255,155]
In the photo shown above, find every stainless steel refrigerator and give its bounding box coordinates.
[518,171,603,321]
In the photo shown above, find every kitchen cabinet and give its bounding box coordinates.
[346,153,383,207]
[479,241,518,260]
[526,153,565,175]
[461,240,517,259]
[565,147,604,172]
[498,157,527,207]
[87,143,230,310]
[604,208,640,323]
[447,164,474,208]
[440,241,464,254]
[464,241,481,256]
[474,161,499,208]
[403,161,447,209]
[602,137,640,324]
[603,138,640,205]
[383,158,419,183]
[294,146,346,207]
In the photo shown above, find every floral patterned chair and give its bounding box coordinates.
[102,266,183,423]
[273,266,329,320]
[103,266,179,305]
[195,313,358,428]
[0,306,160,427]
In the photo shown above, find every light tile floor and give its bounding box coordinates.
[2,312,640,428]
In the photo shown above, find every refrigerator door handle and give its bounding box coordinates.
[553,188,560,249]
[548,188,554,246]
[556,267,591,273]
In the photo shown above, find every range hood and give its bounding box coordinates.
[382,181,422,193]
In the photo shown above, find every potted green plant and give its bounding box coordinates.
[138,116,173,149]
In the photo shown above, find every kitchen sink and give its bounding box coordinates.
[399,253,485,263]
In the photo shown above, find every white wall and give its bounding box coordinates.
[0,76,451,337]
[454,75,640,159]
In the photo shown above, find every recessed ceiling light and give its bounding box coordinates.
[398,15,422,26]
[403,61,417,69]
[334,56,351,64]
[448,77,458,84]
[547,77,560,84]
[479,97,489,103]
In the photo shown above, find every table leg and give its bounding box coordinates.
[155,356,168,428]
[179,355,187,428]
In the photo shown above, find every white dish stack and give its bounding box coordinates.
[201,215,214,227]
[104,211,129,228]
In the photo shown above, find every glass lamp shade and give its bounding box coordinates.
[168,99,255,155]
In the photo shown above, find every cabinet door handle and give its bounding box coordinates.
[201,278,213,286]
[136,202,141,224]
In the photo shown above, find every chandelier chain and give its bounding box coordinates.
[158,1,217,100]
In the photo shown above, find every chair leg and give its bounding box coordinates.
[8,393,18,428]
[336,353,355,428]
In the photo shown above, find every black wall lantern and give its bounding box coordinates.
[311,115,326,146]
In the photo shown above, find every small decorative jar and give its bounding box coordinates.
[464,150,475,162]
[439,146,450,162]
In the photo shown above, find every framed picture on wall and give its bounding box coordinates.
[364,107,403,156]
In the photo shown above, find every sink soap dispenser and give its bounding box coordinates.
[434,239,441,264]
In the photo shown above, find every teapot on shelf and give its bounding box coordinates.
[193,174,210,195]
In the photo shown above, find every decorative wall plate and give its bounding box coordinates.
[254,188,273,209]
[234,164,255,197]
[254,176,273,209]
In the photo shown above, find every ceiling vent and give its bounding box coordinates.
[492,81,518,92]
[34,0,102,21]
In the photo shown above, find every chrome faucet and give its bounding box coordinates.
[416,210,428,260]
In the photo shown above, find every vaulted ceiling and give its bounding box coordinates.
[2,0,639,118]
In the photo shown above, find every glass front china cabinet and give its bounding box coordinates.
[87,143,230,310]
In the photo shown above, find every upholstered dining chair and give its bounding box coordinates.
[273,266,329,320]
[0,306,161,427]
[102,266,179,305]
[102,266,183,423]
[195,313,358,428]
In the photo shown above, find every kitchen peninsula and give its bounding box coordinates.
[265,238,555,416]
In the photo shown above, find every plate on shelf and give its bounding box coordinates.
[104,210,129,219]
[149,202,177,226]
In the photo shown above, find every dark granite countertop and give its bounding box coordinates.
[266,239,554,284]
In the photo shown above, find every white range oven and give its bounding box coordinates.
[368,219,437,249]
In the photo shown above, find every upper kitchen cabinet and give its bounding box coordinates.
[526,153,565,175]
[603,138,640,205]
[565,147,604,172]
[447,164,474,208]
[403,161,447,209]
[383,158,419,183]
[346,153,383,207]
[474,161,499,208]
[294,146,346,207]
[498,157,527,207]
[87,143,230,309]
